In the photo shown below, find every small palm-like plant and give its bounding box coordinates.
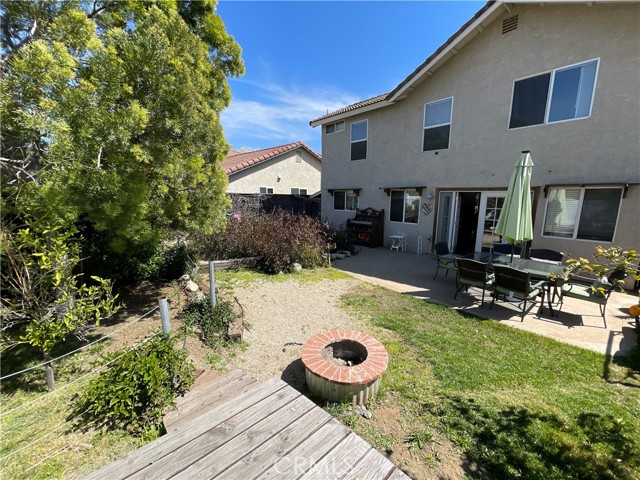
[562,246,639,295]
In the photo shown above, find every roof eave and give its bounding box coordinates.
[309,99,392,127]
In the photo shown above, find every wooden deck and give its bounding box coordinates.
[85,371,410,479]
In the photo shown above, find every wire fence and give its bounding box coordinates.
[0,277,198,472]
[0,331,162,463]
[0,305,160,381]
[0,328,163,419]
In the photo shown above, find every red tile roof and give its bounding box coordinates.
[222,141,321,175]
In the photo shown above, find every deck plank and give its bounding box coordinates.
[166,374,259,431]
[129,384,301,480]
[257,418,351,479]
[387,468,413,479]
[85,377,411,480]
[298,432,372,479]
[85,378,287,480]
[174,369,245,410]
[341,445,396,479]
[171,393,316,479]
[218,402,331,479]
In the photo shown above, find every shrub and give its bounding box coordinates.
[194,210,332,273]
[179,296,241,347]
[158,243,196,280]
[79,223,196,284]
[75,335,193,436]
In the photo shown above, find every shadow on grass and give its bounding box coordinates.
[1,333,103,394]
[432,394,640,480]
[104,280,169,326]
[603,334,640,388]
[1,280,172,395]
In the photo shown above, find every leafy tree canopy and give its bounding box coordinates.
[1,0,244,252]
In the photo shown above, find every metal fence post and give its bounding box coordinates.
[159,297,171,335]
[209,261,216,308]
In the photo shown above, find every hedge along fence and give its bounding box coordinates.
[193,210,333,273]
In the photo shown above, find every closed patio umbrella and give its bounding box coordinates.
[495,151,534,262]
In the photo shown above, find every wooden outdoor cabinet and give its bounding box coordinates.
[347,208,384,248]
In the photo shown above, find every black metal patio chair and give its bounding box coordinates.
[491,265,545,320]
[433,242,456,280]
[529,248,564,263]
[558,269,627,328]
[454,258,494,308]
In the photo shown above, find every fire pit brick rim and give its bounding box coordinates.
[301,329,389,386]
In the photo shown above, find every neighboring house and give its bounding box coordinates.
[310,1,639,261]
[223,141,322,196]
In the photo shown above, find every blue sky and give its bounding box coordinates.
[218,1,486,153]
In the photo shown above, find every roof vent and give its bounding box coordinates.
[502,15,519,35]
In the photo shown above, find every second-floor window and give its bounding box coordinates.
[333,190,358,211]
[259,186,274,194]
[350,120,368,161]
[291,188,308,195]
[509,59,599,129]
[423,97,453,151]
[325,121,345,134]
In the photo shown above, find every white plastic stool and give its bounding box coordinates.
[390,234,407,252]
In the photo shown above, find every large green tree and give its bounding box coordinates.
[1,0,244,252]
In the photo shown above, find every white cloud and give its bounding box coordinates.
[221,81,360,149]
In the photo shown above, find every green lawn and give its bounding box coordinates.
[2,269,638,479]
[337,282,640,479]
[0,341,149,480]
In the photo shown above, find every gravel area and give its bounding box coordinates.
[226,277,365,390]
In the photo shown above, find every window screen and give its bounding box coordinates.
[576,188,621,241]
[509,73,551,128]
[423,98,452,151]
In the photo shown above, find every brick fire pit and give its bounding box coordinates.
[301,330,388,405]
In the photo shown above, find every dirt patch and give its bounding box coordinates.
[90,280,212,370]
[367,405,466,480]
[89,275,468,479]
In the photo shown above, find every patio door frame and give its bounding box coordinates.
[434,191,462,251]
[475,191,507,252]
[433,187,541,253]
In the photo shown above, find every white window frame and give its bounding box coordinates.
[422,96,454,152]
[291,187,308,195]
[508,58,600,130]
[333,190,358,211]
[350,119,368,161]
[389,189,421,224]
[541,186,623,242]
[259,186,274,194]
[325,121,345,135]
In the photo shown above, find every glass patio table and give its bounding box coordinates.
[442,252,566,316]
[492,256,567,316]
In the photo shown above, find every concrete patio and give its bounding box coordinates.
[333,247,639,357]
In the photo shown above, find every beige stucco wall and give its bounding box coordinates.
[227,149,322,195]
[320,2,640,260]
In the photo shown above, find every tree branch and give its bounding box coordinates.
[0,19,37,75]
[87,1,109,19]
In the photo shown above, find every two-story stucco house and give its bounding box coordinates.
[310,1,639,261]
[223,141,322,196]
